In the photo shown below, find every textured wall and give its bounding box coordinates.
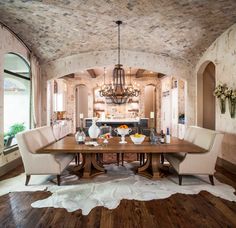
[196,23,236,163]
[0,25,29,166]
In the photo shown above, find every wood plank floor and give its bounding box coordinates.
[0,164,236,228]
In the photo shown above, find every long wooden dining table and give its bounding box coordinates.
[37,136,207,180]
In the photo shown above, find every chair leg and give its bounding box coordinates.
[139,153,142,165]
[57,175,61,186]
[121,153,124,166]
[209,175,214,185]
[117,153,120,166]
[160,153,164,164]
[142,153,145,165]
[75,153,80,165]
[178,175,182,185]
[25,175,31,186]
[75,154,78,164]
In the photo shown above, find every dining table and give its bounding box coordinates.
[37,136,207,180]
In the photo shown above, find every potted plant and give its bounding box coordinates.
[4,123,25,147]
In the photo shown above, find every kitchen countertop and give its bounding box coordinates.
[84,118,149,123]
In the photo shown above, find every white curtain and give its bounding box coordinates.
[30,54,42,128]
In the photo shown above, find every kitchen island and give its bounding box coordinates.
[85,118,148,128]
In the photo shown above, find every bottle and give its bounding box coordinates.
[166,127,171,144]
[149,128,155,143]
[75,128,86,144]
[160,130,165,144]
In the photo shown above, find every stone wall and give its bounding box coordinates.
[196,23,236,164]
[0,25,30,167]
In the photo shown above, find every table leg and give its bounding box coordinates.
[137,153,163,179]
[82,153,106,178]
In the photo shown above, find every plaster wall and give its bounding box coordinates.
[0,25,29,167]
[196,23,236,164]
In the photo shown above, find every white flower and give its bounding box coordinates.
[220,94,226,100]
[213,83,228,99]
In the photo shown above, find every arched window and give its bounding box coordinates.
[3,53,31,149]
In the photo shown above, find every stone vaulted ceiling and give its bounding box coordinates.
[0,0,236,65]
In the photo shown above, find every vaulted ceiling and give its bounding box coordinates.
[0,0,236,65]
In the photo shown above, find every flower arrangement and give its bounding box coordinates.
[225,88,236,118]
[99,133,112,144]
[225,88,236,101]
[213,83,228,100]
[214,83,236,117]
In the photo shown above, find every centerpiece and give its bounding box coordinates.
[130,133,146,144]
[99,132,112,144]
[114,125,132,144]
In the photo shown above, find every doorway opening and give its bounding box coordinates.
[197,62,216,130]
[144,84,156,127]
[76,84,88,129]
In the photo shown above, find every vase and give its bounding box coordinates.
[75,128,86,144]
[149,128,156,144]
[88,119,100,140]
[228,98,236,118]
[219,99,226,114]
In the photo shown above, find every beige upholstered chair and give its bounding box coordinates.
[16,126,74,186]
[165,126,224,185]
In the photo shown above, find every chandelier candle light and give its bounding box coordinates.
[99,21,140,104]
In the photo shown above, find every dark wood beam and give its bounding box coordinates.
[135,69,145,78]
[87,69,97,78]
[157,73,166,78]
[61,73,75,79]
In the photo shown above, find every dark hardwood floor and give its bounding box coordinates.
[0,163,236,228]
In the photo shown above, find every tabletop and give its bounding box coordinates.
[37,136,207,154]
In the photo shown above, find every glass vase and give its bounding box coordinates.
[219,99,226,114]
[228,98,236,118]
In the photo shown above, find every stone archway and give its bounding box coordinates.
[41,50,195,126]
[42,50,191,81]
[197,61,216,130]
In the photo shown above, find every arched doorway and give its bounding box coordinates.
[76,84,88,129]
[197,62,216,130]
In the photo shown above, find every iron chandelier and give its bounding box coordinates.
[99,21,140,104]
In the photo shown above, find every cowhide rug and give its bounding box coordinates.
[0,162,235,215]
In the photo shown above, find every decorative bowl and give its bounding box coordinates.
[130,134,146,144]
[115,127,132,136]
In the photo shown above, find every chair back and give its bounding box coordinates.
[38,126,56,144]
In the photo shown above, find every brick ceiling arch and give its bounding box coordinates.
[0,0,236,65]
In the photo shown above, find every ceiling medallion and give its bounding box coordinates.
[99,21,140,105]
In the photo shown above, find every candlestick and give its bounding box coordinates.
[150,112,154,118]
